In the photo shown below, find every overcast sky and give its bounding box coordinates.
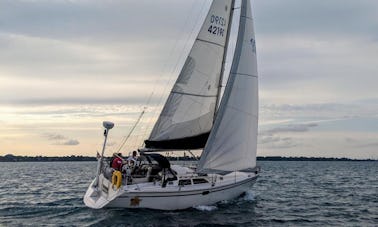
[0,0,377,158]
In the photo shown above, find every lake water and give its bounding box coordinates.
[0,161,377,226]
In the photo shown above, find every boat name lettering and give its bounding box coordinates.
[208,25,224,37]
[207,14,226,37]
[210,15,226,26]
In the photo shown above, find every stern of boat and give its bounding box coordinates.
[83,174,123,209]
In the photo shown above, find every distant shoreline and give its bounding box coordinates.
[0,154,376,162]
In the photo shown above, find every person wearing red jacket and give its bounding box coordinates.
[111,153,123,171]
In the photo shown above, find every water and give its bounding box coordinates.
[0,161,377,226]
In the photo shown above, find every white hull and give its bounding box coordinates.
[84,170,258,210]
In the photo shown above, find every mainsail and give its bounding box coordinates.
[197,0,258,173]
[145,0,234,150]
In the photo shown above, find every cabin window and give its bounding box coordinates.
[193,178,209,184]
[178,179,192,186]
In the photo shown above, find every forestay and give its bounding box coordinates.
[145,0,233,150]
[198,0,258,173]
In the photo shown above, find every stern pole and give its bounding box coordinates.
[94,121,114,188]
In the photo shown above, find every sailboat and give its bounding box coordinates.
[84,0,259,210]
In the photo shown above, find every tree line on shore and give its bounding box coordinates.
[0,154,375,162]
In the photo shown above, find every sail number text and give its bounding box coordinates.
[208,15,226,37]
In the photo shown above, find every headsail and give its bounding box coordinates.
[145,0,234,150]
[197,0,258,173]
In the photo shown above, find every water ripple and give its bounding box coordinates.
[0,161,377,226]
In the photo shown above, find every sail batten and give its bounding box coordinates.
[171,91,217,97]
[231,72,257,77]
[196,38,225,47]
[145,0,234,150]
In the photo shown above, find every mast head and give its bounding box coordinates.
[103,121,114,130]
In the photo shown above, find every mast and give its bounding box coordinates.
[214,0,236,120]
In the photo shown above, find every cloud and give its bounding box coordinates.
[263,123,318,136]
[257,123,318,149]
[61,139,80,146]
[2,0,378,108]
[1,0,377,158]
[106,141,117,147]
[254,1,378,105]
[345,137,357,143]
[258,34,378,104]
[42,133,79,146]
[0,0,203,41]
[356,142,378,148]
[258,122,320,149]
[0,33,170,106]
[43,133,67,141]
[345,137,378,148]
[254,0,378,37]
[258,136,298,149]
[260,102,378,123]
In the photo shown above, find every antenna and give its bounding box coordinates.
[94,121,115,188]
[103,121,114,130]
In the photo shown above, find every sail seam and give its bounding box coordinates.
[226,104,257,117]
[171,91,217,98]
[196,38,224,48]
[230,72,257,78]
[241,15,253,20]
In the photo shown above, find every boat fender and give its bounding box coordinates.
[112,170,122,189]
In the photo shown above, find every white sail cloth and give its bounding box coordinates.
[198,0,258,173]
[146,0,233,149]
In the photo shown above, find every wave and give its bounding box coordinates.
[193,205,218,211]
[242,190,255,201]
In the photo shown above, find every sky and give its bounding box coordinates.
[0,0,377,159]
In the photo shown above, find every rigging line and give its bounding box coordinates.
[168,0,209,75]
[115,80,155,152]
[137,1,201,142]
[129,89,155,150]
[129,91,156,149]
[141,0,209,143]
[148,0,208,121]
[149,0,209,120]
[139,1,205,139]
[115,101,147,151]
[116,108,146,153]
